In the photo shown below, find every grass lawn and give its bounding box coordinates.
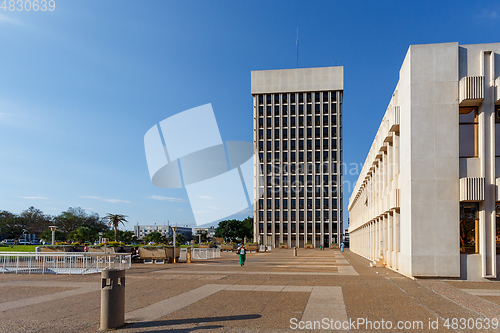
[0,245,39,252]
[180,244,199,248]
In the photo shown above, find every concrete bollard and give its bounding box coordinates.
[187,247,192,263]
[293,247,297,257]
[100,269,125,330]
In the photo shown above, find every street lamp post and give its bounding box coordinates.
[172,226,178,263]
[49,226,57,245]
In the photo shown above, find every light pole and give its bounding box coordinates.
[172,226,177,263]
[49,226,57,245]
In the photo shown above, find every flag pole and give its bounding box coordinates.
[296,28,299,68]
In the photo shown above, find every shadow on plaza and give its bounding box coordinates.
[124,314,261,332]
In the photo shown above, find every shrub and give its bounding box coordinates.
[141,245,167,249]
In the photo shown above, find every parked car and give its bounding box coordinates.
[30,240,41,245]
[18,239,30,245]
[0,239,15,245]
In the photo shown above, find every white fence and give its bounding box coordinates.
[179,248,220,260]
[0,252,131,275]
[259,245,271,252]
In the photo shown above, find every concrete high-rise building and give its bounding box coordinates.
[348,42,500,279]
[251,67,344,248]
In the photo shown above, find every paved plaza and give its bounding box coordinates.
[1,249,500,332]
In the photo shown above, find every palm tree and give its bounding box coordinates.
[104,214,128,241]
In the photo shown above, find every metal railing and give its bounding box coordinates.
[0,252,131,275]
[259,245,271,252]
[192,248,220,259]
[178,248,221,260]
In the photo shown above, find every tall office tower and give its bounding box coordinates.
[251,67,344,248]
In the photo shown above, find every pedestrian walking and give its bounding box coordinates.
[237,243,247,266]
[84,244,89,252]
[340,242,345,252]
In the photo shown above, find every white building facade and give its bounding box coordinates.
[348,42,500,279]
[252,67,344,248]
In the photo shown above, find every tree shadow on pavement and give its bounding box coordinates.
[124,314,261,332]
[135,325,223,333]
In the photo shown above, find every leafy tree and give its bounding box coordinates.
[175,234,186,246]
[0,210,23,239]
[215,218,254,243]
[215,219,242,243]
[119,231,137,244]
[238,216,254,241]
[194,231,208,244]
[68,226,93,243]
[54,210,86,236]
[52,207,108,240]
[143,231,167,244]
[104,214,128,241]
[19,206,52,234]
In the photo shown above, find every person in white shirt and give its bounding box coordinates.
[236,243,247,266]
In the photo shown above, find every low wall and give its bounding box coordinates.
[460,254,500,281]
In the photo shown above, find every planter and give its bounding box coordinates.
[138,247,167,260]
[221,244,236,251]
[279,244,288,249]
[304,244,314,249]
[198,244,210,248]
[88,247,104,253]
[330,244,339,249]
[245,245,259,252]
[110,246,132,253]
[165,247,181,263]
[39,246,83,252]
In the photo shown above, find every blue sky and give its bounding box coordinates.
[1,0,499,230]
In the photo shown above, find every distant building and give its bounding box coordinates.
[172,226,193,241]
[194,226,215,238]
[134,224,193,241]
[134,225,169,239]
[343,231,349,247]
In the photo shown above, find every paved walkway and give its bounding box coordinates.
[0,249,499,332]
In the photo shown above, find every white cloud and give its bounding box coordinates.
[477,9,499,19]
[103,198,130,203]
[199,195,214,200]
[79,196,130,203]
[0,13,24,26]
[147,195,184,202]
[19,196,48,200]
